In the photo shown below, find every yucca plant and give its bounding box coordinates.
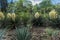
[0,25,11,40]
[0,12,6,28]
[32,12,43,26]
[16,27,31,40]
[0,12,5,21]
[48,9,60,28]
[5,13,17,29]
[45,28,53,36]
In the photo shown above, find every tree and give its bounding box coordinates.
[0,0,8,12]
[7,0,14,13]
[15,0,32,13]
[39,0,54,13]
[55,4,60,14]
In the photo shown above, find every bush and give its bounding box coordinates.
[42,13,50,26]
[49,17,60,28]
[0,12,17,28]
[19,12,31,27]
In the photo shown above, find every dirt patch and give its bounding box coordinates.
[31,27,60,40]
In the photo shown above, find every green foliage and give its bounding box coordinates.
[19,12,31,27]
[49,17,60,28]
[45,28,53,36]
[16,27,31,40]
[45,28,59,36]
[0,25,11,40]
[41,14,50,26]
[0,0,60,28]
[48,10,60,27]
[19,12,30,21]
[39,0,54,14]
[14,0,32,14]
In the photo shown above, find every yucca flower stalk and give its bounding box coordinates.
[7,13,16,21]
[49,9,58,19]
[34,12,40,19]
[0,12,5,20]
[7,13,12,19]
[11,13,16,21]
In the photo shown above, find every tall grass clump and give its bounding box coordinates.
[16,27,31,40]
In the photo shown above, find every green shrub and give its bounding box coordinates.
[45,28,59,36]
[42,13,50,26]
[49,17,60,28]
[45,28,53,36]
[19,12,31,27]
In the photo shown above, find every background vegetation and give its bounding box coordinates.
[0,0,60,40]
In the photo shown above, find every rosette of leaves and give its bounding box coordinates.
[45,28,53,36]
[16,27,31,40]
[45,28,60,37]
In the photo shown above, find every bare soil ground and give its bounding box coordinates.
[31,27,60,40]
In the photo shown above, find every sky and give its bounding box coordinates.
[30,0,60,5]
[52,0,60,4]
[29,0,42,5]
[8,0,60,5]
